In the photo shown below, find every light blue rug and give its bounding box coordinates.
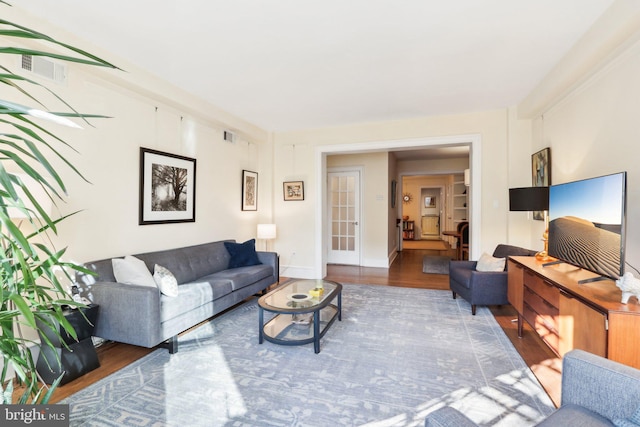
[64,284,555,426]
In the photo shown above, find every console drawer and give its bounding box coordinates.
[524,271,559,308]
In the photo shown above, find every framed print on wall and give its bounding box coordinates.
[283,181,304,201]
[242,170,258,211]
[391,179,397,208]
[139,147,196,225]
[531,147,551,220]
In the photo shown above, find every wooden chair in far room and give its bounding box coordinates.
[458,221,469,260]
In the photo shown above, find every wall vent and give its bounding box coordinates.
[20,54,67,85]
[223,131,235,143]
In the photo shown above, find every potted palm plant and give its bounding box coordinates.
[0,3,118,403]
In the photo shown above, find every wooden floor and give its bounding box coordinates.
[38,247,561,407]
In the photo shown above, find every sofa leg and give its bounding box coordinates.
[452,291,457,299]
[162,336,178,354]
[471,305,477,315]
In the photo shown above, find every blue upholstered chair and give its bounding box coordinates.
[425,349,640,426]
[448,244,536,315]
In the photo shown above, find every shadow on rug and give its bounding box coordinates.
[64,285,554,427]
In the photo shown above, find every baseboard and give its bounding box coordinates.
[279,265,315,279]
[362,258,391,268]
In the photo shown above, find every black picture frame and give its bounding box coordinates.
[531,147,551,221]
[283,181,304,201]
[242,170,258,211]
[391,179,397,208]
[139,147,196,225]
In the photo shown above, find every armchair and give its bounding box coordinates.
[448,244,536,315]
[425,349,640,426]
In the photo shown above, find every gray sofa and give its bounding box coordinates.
[425,349,640,426]
[76,240,278,353]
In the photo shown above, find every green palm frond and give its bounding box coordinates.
[0,2,118,404]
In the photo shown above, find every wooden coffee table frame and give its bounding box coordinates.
[258,280,342,354]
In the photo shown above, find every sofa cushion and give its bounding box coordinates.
[613,406,640,427]
[160,279,234,322]
[112,255,157,287]
[476,252,506,272]
[224,239,262,269]
[154,264,179,297]
[134,241,232,285]
[535,404,613,426]
[206,264,273,291]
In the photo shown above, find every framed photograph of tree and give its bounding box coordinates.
[242,170,258,211]
[139,147,196,225]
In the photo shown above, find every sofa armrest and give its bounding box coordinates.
[424,407,478,427]
[90,281,162,348]
[561,350,640,421]
[257,251,279,283]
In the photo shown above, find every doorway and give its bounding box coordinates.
[420,186,443,240]
[327,169,361,265]
[315,134,481,278]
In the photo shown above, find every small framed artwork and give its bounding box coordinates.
[424,196,436,207]
[391,180,397,208]
[283,181,304,201]
[242,170,258,211]
[532,147,551,187]
[139,147,196,225]
[531,147,551,220]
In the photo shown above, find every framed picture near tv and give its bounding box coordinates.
[139,147,196,225]
[531,147,551,220]
[547,171,627,282]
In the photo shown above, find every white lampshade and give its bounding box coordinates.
[257,224,276,240]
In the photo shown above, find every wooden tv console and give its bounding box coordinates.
[508,256,640,369]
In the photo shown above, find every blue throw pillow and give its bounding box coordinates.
[224,239,262,269]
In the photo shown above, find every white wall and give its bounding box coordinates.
[274,110,515,278]
[520,0,640,273]
[4,7,273,272]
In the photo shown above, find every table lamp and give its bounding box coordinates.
[509,186,550,260]
[257,223,276,251]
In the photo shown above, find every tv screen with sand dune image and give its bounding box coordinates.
[548,172,627,281]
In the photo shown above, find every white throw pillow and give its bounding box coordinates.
[476,252,506,272]
[154,264,179,297]
[112,255,157,287]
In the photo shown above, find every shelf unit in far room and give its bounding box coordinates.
[402,220,415,240]
[452,174,468,227]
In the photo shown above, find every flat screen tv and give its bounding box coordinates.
[547,171,627,282]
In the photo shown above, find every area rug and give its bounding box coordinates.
[63,285,554,427]
[422,255,451,274]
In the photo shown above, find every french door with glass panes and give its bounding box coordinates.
[327,169,360,265]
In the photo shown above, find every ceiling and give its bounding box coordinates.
[15,1,614,136]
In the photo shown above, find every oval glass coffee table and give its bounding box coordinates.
[258,279,342,353]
